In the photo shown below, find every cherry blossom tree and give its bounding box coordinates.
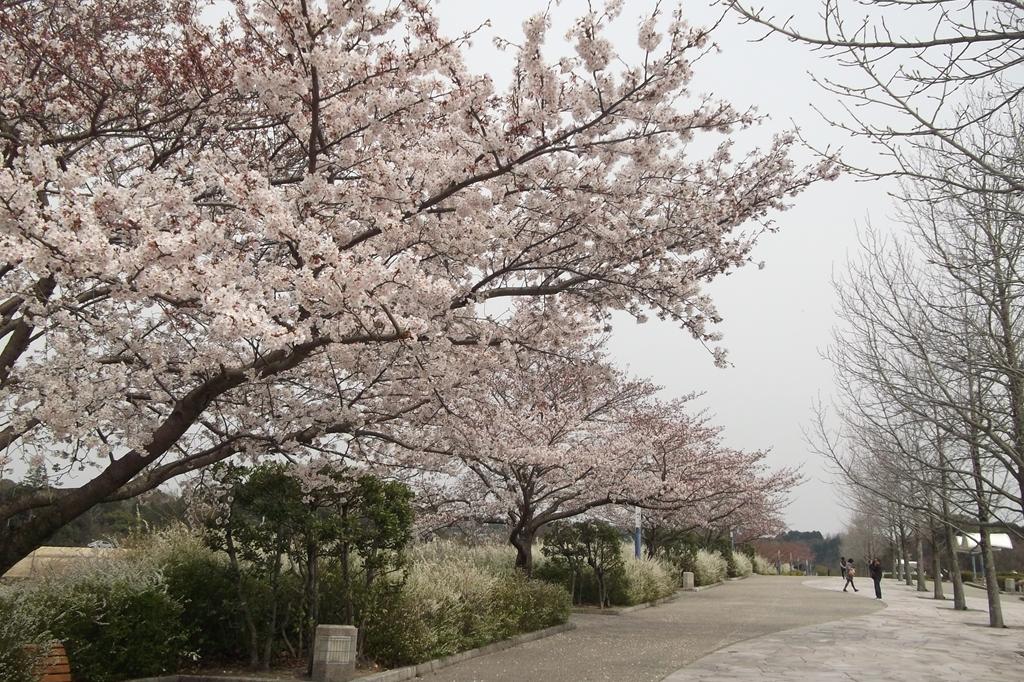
[625,399,796,537]
[415,341,658,573]
[398,339,797,573]
[0,0,832,571]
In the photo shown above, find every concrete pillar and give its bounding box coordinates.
[682,571,695,590]
[1004,578,1015,593]
[312,624,357,682]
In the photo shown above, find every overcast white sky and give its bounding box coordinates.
[433,0,898,535]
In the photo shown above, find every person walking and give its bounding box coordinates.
[870,558,883,599]
[843,560,859,592]
[840,556,848,583]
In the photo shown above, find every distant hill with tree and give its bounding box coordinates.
[0,478,184,547]
[753,530,842,573]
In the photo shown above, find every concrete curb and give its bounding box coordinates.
[126,671,288,675]
[570,589,685,616]
[615,590,685,614]
[570,578,739,616]
[359,621,576,682]
[126,622,575,682]
[684,580,725,592]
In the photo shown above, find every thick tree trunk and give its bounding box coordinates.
[938,443,967,610]
[966,375,1004,627]
[0,340,324,575]
[898,522,913,587]
[511,525,536,575]
[978,527,1005,628]
[930,525,944,600]
[943,521,966,610]
[915,533,928,592]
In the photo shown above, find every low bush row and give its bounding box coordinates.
[362,544,568,665]
[0,532,569,682]
[0,548,191,682]
[534,522,679,607]
[533,522,762,601]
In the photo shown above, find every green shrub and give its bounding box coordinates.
[136,525,244,662]
[665,544,698,579]
[693,549,727,586]
[8,560,189,682]
[514,577,571,630]
[752,555,773,575]
[620,550,678,604]
[534,559,627,606]
[723,549,740,578]
[357,578,429,666]
[536,545,677,606]
[360,543,569,667]
[162,554,246,662]
[0,589,50,682]
[532,560,575,596]
[730,552,753,578]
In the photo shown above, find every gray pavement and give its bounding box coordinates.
[667,577,1024,681]
[418,576,883,682]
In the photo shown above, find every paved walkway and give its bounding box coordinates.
[667,577,1024,681]
[418,576,882,681]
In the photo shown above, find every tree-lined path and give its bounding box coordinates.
[418,576,882,682]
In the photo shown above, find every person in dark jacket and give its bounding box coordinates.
[870,558,883,599]
[840,556,847,581]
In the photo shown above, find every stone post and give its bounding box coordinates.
[1004,578,1015,593]
[682,571,695,590]
[312,624,357,682]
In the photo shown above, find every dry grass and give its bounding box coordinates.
[1,546,125,580]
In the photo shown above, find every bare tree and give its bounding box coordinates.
[724,0,1024,191]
